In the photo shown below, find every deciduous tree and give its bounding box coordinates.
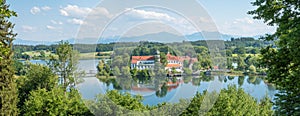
[48,41,81,90]
[249,0,300,114]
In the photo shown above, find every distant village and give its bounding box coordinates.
[130,50,198,74]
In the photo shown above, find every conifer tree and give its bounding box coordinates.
[0,0,19,114]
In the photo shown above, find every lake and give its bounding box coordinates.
[25,59,278,106]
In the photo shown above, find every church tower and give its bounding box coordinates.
[155,50,160,62]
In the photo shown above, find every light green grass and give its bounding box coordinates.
[79,52,111,59]
[23,51,54,57]
[232,54,260,57]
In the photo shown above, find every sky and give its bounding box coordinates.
[7,0,276,42]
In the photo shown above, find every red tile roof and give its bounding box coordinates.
[179,56,190,62]
[166,63,181,68]
[131,86,156,92]
[131,56,155,64]
[166,53,180,61]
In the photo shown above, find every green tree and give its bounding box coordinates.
[233,47,246,54]
[16,64,57,113]
[87,90,148,115]
[112,66,121,76]
[237,56,246,71]
[23,88,92,115]
[159,52,167,66]
[97,60,109,77]
[48,41,81,90]
[156,83,168,98]
[39,50,46,59]
[192,61,201,71]
[249,65,256,74]
[183,68,192,76]
[13,60,26,75]
[249,0,300,114]
[238,76,245,86]
[0,0,19,114]
[181,85,273,116]
[121,66,131,78]
[131,68,138,78]
[183,60,189,68]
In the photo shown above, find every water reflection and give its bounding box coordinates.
[24,59,278,106]
[78,75,278,106]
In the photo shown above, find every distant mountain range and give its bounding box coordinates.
[13,31,263,45]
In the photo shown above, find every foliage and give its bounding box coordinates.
[159,52,168,66]
[249,65,256,74]
[13,60,26,75]
[86,85,273,116]
[47,41,82,90]
[155,83,168,98]
[0,0,19,114]
[23,88,92,115]
[87,90,148,115]
[16,64,57,113]
[181,85,273,116]
[112,66,121,76]
[183,68,192,76]
[97,60,110,77]
[249,0,300,115]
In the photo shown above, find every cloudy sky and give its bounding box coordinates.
[8,0,276,41]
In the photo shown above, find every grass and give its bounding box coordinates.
[79,52,111,59]
[23,51,53,57]
[232,54,260,57]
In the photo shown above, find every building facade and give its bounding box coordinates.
[130,52,197,73]
[131,56,155,70]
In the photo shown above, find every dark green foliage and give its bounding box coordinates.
[16,64,57,113]
[13,60,26,75]
[249,0,300,115]
[159,52,167,66]
[0,0,19,114]
[155,83,168,98]
[233,47,246,54]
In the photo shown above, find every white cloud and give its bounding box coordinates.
[220,17,276,36]
[30,7,41,15]
[89,7,112,18]
[235,17,254,24]
[46,25,56,30]
[68,18,86,25]
[60,5,92,18]
[125,8,175,21]
[31,6,51,15]
[123,8,197,34]
[22,25,35,32]
[41,6,51,11]
[51,20,63,25]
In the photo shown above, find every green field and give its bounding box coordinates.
[232,54,260,57]
[79,51,112,59]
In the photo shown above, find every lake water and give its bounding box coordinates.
[26,59,278,106]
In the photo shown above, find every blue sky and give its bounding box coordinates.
[7,0,275,41]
